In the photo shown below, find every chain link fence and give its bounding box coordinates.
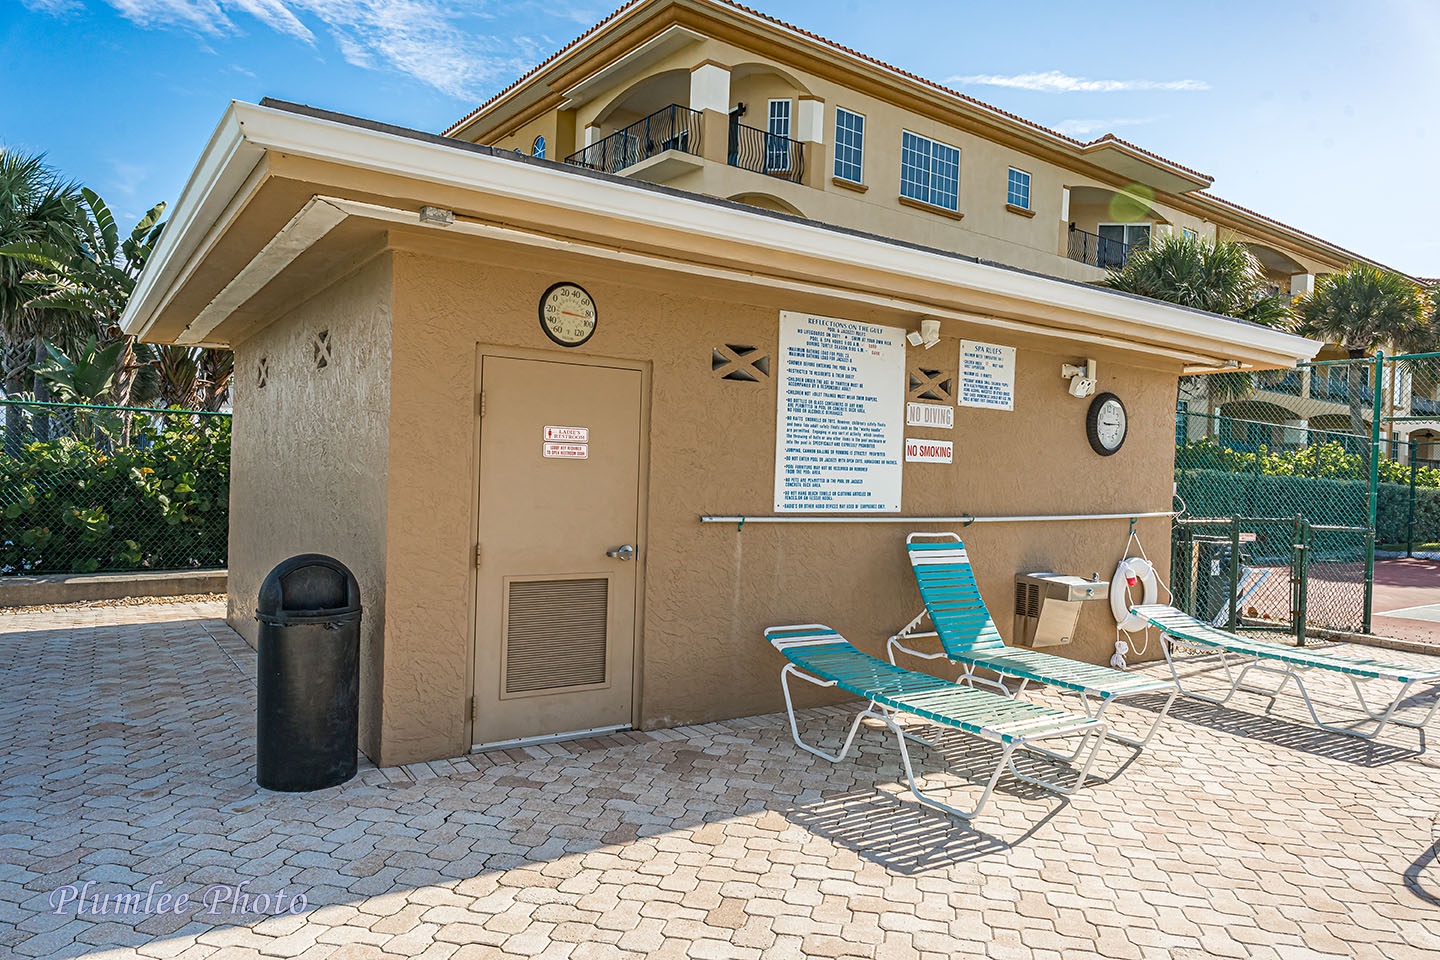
[1177,352,1440,638]
[1,399,230,576]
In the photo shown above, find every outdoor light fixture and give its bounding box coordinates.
[906,318,942,349]
[1061,359,1097,398]
[418,205,455,226]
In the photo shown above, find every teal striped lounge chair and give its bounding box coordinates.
[766,623,1108,819]
[1134,604,1440,744]
[893,533,1177,750]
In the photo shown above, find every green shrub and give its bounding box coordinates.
[0,415,229,574]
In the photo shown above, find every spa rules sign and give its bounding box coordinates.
[774,311,905,512]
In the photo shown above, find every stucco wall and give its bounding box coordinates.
[227,253,394,759]
[379,238,1179,764]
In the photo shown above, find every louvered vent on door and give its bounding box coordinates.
[504,578,608,694]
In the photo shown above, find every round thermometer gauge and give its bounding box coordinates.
[538,283,598,347]
[1086,392,1127,456]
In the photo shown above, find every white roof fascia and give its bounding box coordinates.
[124,101,1321,368]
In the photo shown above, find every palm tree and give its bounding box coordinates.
[0,149,78,449]
[1294,264,1427,436]
[1103,233,1292,421]
[0,188,166,408]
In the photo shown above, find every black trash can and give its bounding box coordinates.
[255,554,361,792]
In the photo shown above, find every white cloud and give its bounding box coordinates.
[39,0,554,98]
[949,70,1208,93]
[1050,117,1159,138]
[21,0,84,12]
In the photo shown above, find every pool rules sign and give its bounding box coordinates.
[774,311,904,512]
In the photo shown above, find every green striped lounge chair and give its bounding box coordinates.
[894,533,1177,751]
[766,623,1108,819]
[1134,604,1440,744]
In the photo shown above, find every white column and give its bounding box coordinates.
[795,97,825,143]
[1060,188,1071,222]
[584,123,601,147]
[1291,273,1315,297]
[689,62,731,114]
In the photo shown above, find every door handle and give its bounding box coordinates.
[605,544,636,561]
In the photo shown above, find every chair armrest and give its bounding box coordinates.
[887,633,947,664]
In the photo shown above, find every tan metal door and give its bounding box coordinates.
[473,355,642,747]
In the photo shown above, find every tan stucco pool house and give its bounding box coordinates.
[120,99,1319,767]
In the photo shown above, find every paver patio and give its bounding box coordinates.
[2,601,1440,960]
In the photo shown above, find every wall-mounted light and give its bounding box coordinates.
[906,318,941,350]
[1061,359,1097,398]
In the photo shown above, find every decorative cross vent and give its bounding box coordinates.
[256,357,269,389]
[712,344,771,382]
[908,366,954,403]
[312,330,332,370]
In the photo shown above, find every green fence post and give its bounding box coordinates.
[1409,439,1418,558]
[1364,352,1382,635]
[1228,516,1242,631]
[1293,515,1309,647]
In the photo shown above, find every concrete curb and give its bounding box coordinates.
[1309,627,1439,656]
[0,569,227,607]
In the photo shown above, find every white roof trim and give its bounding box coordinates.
[123,101,1321,369]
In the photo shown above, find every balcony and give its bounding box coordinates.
[1412,395,1440,417]
[727,121,804,184]
[1255,370,1302,398]
[1066,226,1136,270]
[564,105,703,181]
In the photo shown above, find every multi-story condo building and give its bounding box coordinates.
[443,0,1432,461]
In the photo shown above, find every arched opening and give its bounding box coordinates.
[1242,242,1306,294]
[1411,429,1440,468]
[1065,185,1170,269]
[727,192,804,217]
[573,69,703,175]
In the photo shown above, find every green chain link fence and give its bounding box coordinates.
[1177,352,1440,639]
[1,399,230,576]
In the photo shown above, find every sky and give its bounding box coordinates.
[2,0,1438,277]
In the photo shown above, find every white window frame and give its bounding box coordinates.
[1096,222,1151,268]
[766,99,793,172]
[899,130,960,211]
[1182,226,1199,241]
[532,135,546,159]
[833,107,865,183]
[1006,167,1031,210]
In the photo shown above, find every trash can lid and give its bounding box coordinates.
[256,553,361,623]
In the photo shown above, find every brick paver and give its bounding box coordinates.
[2,601,1440,958]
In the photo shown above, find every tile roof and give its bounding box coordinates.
[442,0,1207,183]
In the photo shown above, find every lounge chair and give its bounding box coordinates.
[766,623,1108,819]
[893,533,1177,749]
[1133,603,1440,743]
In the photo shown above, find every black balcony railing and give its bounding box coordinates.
[564,104,702,174]
[1066,225,1136,270]
[1256,369,1303,397]
[1412,395,1440,416]
[727,121,804,183]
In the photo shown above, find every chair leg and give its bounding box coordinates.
[779,664,872,763]
[882,713,1012,820]
[1006,723,1109,796]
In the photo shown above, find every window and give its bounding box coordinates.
[1096,223,1151,268]
[1182,227,1198,241]
[834,107,865,183]
[767,99,792,172]
[532,136,546,159]
[1006,168,1031,209]
[900,131,960,211]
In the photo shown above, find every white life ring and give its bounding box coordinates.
[1111,557,1158,633]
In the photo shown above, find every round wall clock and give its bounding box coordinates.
[538,282,597,347]
[1086,392,1127,456]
